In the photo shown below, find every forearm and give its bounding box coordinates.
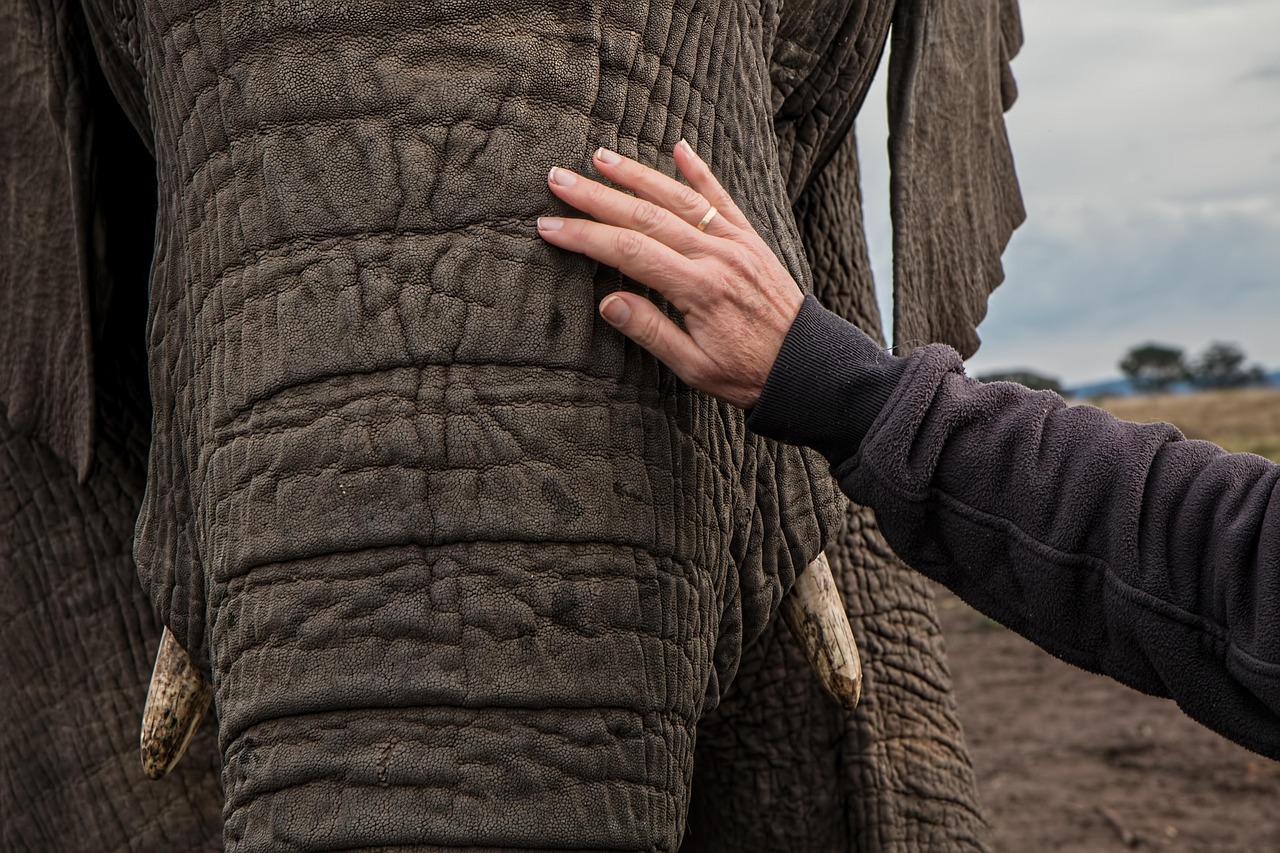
[750,296,1280,759]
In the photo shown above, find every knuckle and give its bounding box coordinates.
[612,229,646,261]
[636,311,664,348]
[585,180,608,205]
[677,186,704,211]
[724,245,759,276]
[631,199,665,231]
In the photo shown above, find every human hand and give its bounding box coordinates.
[537,141,803,409]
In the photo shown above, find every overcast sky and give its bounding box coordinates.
[857,0,1280,387]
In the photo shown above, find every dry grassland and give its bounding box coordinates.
[1086,386,1280,461]
[945,383,1280,850]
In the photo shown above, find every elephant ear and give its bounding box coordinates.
[0,0,152,480]
[768,0,895,206]
[888,0,1026,358]
[1,0,98,478]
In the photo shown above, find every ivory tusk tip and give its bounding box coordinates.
[782,552,864,710]
[823,666,863,711]
[140,627,213,780]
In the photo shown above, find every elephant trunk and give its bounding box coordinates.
[143,556,861,786]
[131,2,839,848]
[210,544,695,851]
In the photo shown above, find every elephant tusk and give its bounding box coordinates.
[140,627,213,780]
[781,552,863,710]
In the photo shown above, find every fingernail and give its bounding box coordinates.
[549,167,577,187]
[600,295,631,325]
[595,147,621,165]
[537,216,564,231]
[677,139,694,157]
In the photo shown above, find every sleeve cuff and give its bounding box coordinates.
[746,294,907,467]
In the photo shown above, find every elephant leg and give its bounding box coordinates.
[0,379,224,849]
[683,127,988,850]
[684,504,987,852]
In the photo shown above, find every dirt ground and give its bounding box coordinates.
[936,584,1280,852]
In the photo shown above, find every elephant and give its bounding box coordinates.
[0,0,1023,849]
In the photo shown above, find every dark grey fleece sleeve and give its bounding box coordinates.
[747,295,908,462]
[749,296,1280,760]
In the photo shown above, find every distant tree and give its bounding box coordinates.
[977,370,1062,393]
[1190,341,1267,389]
[1119,343,1190,393]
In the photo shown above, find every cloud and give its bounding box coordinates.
[1025,195,1280,255]
[853,0,1280,386]
[1245,61,1280,82]
[965,200,1280,384]
[1003,1,1280,208]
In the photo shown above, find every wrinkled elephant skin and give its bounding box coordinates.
[1,0,1024,850]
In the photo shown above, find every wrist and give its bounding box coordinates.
[747,295,907,466]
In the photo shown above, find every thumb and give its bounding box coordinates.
[599,293,709,388]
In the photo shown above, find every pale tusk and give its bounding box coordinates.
[140,626,213,780]
[781,552,863,710]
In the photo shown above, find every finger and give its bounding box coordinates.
[589,148,732,237]
[537,216,700,310]
[597,292,712,389]
[546,167,709,256]
[673,140,752,231]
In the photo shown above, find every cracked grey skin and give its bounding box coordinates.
[1,0,1022,850]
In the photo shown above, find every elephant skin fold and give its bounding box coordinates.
[2,0,1024,850]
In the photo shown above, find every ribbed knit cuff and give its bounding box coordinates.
[747,295,907,467]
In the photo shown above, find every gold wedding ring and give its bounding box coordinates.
[696,205,718,232]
